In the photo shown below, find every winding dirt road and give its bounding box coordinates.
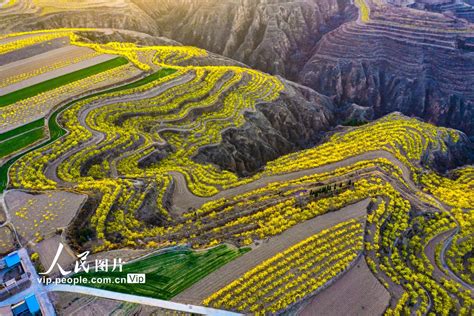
[170,149,416,212]
[47,284,240,316]
[169,147,472,302]
[44,71,196,184]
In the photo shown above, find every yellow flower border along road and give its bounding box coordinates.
[0,29,472,315]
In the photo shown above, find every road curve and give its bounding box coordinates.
[170,149,416,212]
[439,228,473,290]
[44,71,195,185]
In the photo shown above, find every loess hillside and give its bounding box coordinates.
[1,0,474,135]
[0,2,473,316]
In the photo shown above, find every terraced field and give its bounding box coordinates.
[0,45,107,92]
[0,18,472,316]
[204,219,365,314]
[302,0,474,135]
[0,119,45,158]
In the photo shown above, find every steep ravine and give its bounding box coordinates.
[130,0,355,79]
[194,80,335,176]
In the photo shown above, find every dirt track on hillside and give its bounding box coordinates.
[170,149,415,212]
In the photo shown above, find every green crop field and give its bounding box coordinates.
[0,119,43,142]
[0,127,44,158]
[0,56,129,107]
[78,245,249,300]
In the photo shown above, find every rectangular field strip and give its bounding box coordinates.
[0,128,44,158]
[77,244,249,300]
[0,56,128,107]
[0,118,43,142]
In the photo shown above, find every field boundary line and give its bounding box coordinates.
[47,284,242,316]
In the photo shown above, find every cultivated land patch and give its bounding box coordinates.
[299,257,390,316]
[0,46,114,94]
[34,235,76,276]
[0,33,38,45]
[173,199,370,305]
[0,59,141,132]
[0,45,96,86]
[0,56,128,107]
[0,118,45,159]
[78,244,249,300]
[170,150,412,212]
[5,189,86,243]
[0,226,16,255]
[203,218,366,313]
[0,118,43,142]
[0,125,45,158]
[50,291,191,316]
[0,36,69,66]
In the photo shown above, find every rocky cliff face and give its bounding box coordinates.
[2,0,473,137]
[299,9,474,136]
[134,0,354,79]
[194,80,335,176]
[1,0,354,79]
[0,2,158,35]
[429,133,474,172]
